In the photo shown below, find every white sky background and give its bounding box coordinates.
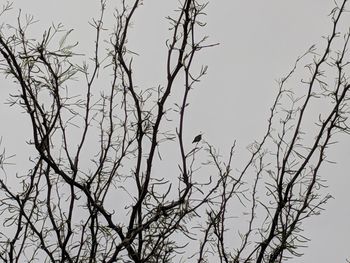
[0,0,349,262]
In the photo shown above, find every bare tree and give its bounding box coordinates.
[0,0,349,262]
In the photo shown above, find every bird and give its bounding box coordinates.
[192,133,202,144]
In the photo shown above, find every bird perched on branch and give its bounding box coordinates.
[192,133,202,143]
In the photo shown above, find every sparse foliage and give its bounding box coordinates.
[0,0,349,262]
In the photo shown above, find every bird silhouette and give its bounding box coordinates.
[192,133,202,143]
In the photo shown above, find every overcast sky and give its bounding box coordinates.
[0,1,349,262]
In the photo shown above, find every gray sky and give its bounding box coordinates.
[0,0,349,262]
